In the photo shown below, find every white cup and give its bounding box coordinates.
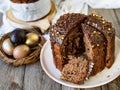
[10,0,51,21]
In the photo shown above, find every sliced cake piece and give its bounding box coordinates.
[50,13,86,71]
[60,55,89,84]
[82,24,106,76]
[85,14,115,68]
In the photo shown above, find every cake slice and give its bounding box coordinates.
[60,55,89,84]
[82,24,106,76]
[85,14,115,68]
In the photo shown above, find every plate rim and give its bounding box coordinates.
[40,37,120,88]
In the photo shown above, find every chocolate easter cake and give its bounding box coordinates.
[50,13,115,84]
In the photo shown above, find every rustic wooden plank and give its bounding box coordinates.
[101,84,108,90]
[107,80,120,90]
[0,13,3,27]
[81,87,102,90]
[76,88,82,90]
[23,61,61,90]
[0,60,25,90]
[115,76,120,89]
[114,9,120,37]
[114,9,120,23]
[79,84,109,90]
[62,86,77,90]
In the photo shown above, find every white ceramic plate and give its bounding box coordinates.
[40,37,120,88]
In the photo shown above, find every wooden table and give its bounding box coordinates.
[0,3,120,90]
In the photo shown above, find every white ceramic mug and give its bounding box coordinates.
[10,0,51,21]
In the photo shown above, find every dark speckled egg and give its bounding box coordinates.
[10,28,26,45]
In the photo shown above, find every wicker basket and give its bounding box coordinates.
[0,29,46,66]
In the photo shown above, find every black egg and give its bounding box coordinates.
[10,28,26,45]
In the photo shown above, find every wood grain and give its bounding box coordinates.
[0,60,25,90]
[0,2,120,90]
[62,86,75,90]
[23,61,61,90]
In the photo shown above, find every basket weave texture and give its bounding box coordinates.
[0,30,46,66]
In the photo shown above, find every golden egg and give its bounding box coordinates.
[25,33,39,47]
[2,38,15,56]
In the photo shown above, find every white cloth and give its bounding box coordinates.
[0,0,120,38]
[87,0,120,9]
[0,0,10,14]
[52,0,120,23]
